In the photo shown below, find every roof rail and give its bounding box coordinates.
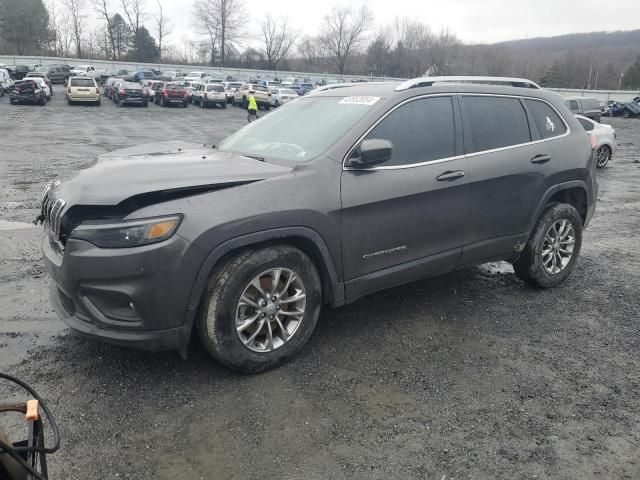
[309,81,397,95]
[395,76,541,91]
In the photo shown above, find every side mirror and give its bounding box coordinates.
[346,139,393,169]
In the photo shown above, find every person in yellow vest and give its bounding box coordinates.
[247,94,258,122]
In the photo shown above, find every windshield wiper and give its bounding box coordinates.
[243,155,265,162]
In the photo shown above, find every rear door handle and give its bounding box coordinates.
[437,170,465,182]
[531,154,552,164]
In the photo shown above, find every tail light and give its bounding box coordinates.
[163,90,168,96]
[204,92,208,98]
[119,89,125,95]
[587,132,598,150]
[95,87,99,94]
[67,86,71,94]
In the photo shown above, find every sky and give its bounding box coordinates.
[72,0,640,49]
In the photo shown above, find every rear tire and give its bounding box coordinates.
[197,245,322,373]
[513,203,583,288]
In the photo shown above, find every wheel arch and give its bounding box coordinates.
[530,182,589,232]
[187,227,344,314]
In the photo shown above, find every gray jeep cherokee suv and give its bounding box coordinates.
[40,76,597,373]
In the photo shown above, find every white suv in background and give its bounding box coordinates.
[192,83,227,108]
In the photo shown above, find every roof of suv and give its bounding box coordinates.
[309,79,562,104]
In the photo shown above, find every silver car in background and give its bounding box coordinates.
[269,87,299,107]
[575,114,616,168]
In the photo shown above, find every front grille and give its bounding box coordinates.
[41,191,66,239]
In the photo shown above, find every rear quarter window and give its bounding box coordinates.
[462,96,531,153]
[524,99,568,139]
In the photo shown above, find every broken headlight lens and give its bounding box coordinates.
[70,215,182,248]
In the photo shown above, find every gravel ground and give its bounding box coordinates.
[0,92,639,480]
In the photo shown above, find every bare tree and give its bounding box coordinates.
[155,0,171,60]
[120,0,145,37]
[297,36,328,73]
[96,0,117,59]
[62,0,85,57]
[259,15,296,70]
[192,0,245,67]
[319,5,374,75]
[429,27,460,75]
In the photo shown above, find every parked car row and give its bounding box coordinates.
[601,97,640,118]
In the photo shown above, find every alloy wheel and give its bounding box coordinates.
[235,268,307,353]
[596,146,610,167]
[541,219,576,274]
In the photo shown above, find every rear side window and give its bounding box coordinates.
[462,96,531,153]
[364,96,456,166]
[577,117,594,131]
[569,100,579,110]
[70,78,95,87]
[525,99,568,139]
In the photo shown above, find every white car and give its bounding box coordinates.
[222,81,242,103]
[575,115,616,168]
[183,71,208,82]
[28,77,52,100]
[0,68,14,91]
[192,83,227,108]
[269,87,298,107]
[71,65,104,80]
[182,81,201,100]
[164,71,183,81]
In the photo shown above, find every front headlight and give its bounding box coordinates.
[70,215,182,248]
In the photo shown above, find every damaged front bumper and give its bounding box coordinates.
[42,232,199,353]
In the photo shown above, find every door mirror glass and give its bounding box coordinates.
[347,139,394,168]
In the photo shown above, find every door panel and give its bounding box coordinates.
[340,95,470,285]
[341,160,470,281]
[459,95,557,265]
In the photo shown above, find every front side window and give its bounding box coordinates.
[363,96,456,166]
[525,99,568,139]
[462,96,531,153]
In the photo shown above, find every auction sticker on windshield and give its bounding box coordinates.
[339,96,380,105]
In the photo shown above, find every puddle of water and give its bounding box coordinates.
[0,219,35,231]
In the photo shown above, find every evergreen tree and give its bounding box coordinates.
[0,0,49,55]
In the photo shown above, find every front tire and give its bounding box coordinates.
[595,145,611,168]
[513,203,583,288]
[197,245,322,373]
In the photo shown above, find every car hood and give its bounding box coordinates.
[52,141,292,206]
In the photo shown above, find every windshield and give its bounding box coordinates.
[218,96,375,162]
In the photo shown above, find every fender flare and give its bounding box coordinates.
[186,226,344,312]
[527,180,589,233]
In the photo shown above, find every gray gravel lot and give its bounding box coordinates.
[1,91,639,480]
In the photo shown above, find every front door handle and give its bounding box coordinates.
[531,154,552,164]
[437,170,465,182]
